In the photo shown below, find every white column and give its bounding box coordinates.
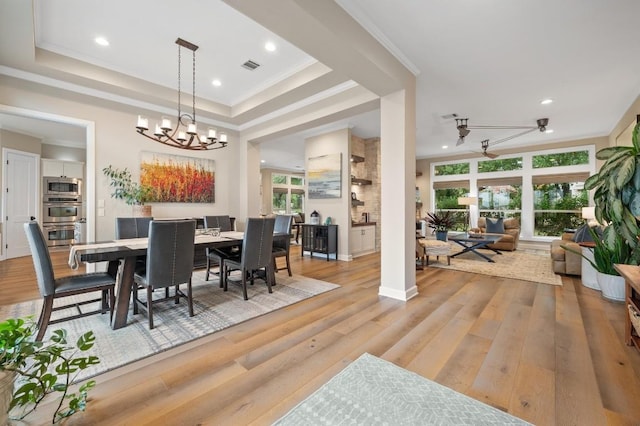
[234,136,261,230]
[379,88,417,301]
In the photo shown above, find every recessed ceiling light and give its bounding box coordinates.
[260,160,265,163]
[212,79,221,87]
[540,99,553,105]
[545,129,554,134]
[442,145,448,149]
[94,37,109,46]
[265,42,276,52]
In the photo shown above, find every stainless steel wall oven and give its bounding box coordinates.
[42,177,83,247]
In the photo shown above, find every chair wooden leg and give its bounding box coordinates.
[265,265,274,294]
[174,285,180,304]
[147,286,154,329]
[241,270,248,300]
[285,252,292,277]
[187,278,194,317]
[205,257,211,281]
[36,296,54,341]
[132,283,139,314]
[109,287,116,321]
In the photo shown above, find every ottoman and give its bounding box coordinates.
[418,239,451,266]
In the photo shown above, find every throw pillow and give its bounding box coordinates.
[485,217,505,234]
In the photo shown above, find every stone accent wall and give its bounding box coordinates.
[351,135,381,252]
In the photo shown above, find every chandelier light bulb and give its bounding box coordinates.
[160,118,172,131]
[154,125,164,137]
[220,133,228,143]
[187,123,197,135]
[136,116,149,131]
[177,131,187,141]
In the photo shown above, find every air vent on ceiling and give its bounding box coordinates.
[242,60,261,71]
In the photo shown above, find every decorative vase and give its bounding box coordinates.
[0,370,15,425]
[596,271,625,302]
[132,205,152,218]
[435,230,448,242]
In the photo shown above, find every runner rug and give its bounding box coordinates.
[274,353,531,425]
[426,245,562,286]
[0,270,339,381]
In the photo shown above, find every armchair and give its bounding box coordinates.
[550,232,582,276]
[470,217,520,251]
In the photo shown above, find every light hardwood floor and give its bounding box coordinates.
[2,247,640,425]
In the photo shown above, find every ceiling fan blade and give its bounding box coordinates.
[484,151,499,159]
[456,136,465,146]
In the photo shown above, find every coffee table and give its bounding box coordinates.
[448,232,504,263]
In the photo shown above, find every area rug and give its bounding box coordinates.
[0,270,339,382]
[274,353,531,425]
[427,245,562,286]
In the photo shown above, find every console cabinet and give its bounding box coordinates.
[301,224,338,261]
[614,264,640,353]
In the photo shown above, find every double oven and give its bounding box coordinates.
[42,177,82,247]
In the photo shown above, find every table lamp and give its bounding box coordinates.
[581,206,598,227]
[458,196,478,232]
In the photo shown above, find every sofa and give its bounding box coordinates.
[550,232,582,276]
[470,217,520,251]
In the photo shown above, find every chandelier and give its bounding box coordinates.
[135,38,228,150]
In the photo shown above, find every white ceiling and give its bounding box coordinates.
[3,0,640,171]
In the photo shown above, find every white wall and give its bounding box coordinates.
[0,77,239,240]
[305,128,350,260]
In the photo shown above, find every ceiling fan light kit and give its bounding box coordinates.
[135,38,228,151]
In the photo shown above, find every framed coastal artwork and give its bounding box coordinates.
[307,153,342,199]
[140,151,215,203]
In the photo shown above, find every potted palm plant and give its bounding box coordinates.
[425,210,456,241]
[103,165,153,217]
[0,316,99,424]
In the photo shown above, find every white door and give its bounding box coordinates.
[3,149,39,259]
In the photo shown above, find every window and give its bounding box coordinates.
[533,173,588,236]
[478,177,522,221]
[271,172,305,214]
[478,157,522,173]
[434,162,469,176]
[433,180,469,231]
[533,150,589,168]
[430,145,595,239]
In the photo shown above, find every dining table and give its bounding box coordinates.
[68,231,255,330]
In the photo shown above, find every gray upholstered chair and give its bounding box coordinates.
[132,220,196,329]
[222,217,276,300]
[272,214,293,276]
[115,217,154,239]
[203,215,236,282]
[23,221,116,341]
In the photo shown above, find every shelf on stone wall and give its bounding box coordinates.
[352,178,372,185]
[352,200,365,207]
[350,154,365,163]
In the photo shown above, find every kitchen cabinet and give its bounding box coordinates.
[42,159,84,178]
[350,224,376,257]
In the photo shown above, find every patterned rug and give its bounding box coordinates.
[0,270,339,381]
[425,244,562,286]
[274,353,531,425]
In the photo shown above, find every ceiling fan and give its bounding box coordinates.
[480,139,499,159]
[455,118,549,146]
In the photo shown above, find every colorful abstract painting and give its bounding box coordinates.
[140,151,215,203]
[308,153,341,199]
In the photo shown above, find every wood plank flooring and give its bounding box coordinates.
[2,246,640,425]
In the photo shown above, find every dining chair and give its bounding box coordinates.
[115,217,154,239]
[221,217,276,300]
[272,214,293,276]
[23,221,116,341]
[132,220,196,329]
[203,215,236,282]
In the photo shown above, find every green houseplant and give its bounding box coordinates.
[584,121,640,266]
[425,210,456,241]
[103,165,153,217]
[0,317,99,424]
